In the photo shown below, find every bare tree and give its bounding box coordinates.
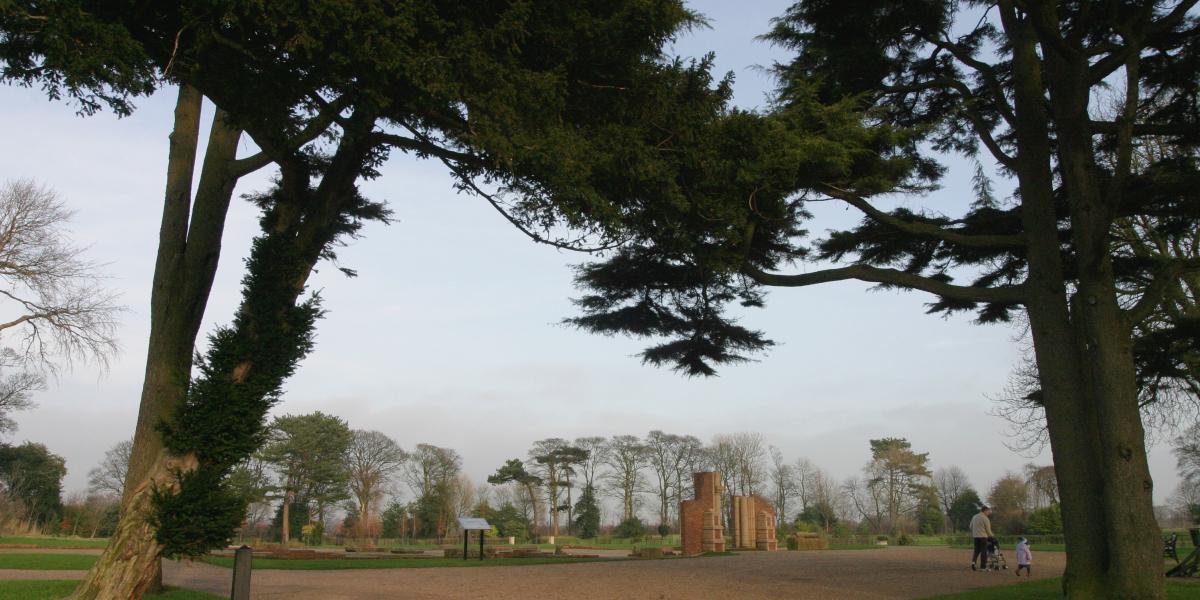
[842,476,885,532]
[769,446,797,524]
[705,436,740,528]
[793,457,818,513]
[87,439,133,498]
[1024,464,1058,509]
[668,434,703,519]
[0,180,120,436]
[645,431,685,529]
[345,430,406,540]
[933,466,972,524]
[450,474,478,532]
[402,444,462,540]
[603,435,647,522]
[573,436,609,490]
[0,371,42,437]
[729,432,767,497]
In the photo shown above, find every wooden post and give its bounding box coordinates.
[230,545,252,600]
[462,529,468,561]
[479,529,484,561]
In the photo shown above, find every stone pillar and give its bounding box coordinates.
[680,472,724,555]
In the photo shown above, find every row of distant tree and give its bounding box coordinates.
[2,410,1197,544]
[68,417,1198,545]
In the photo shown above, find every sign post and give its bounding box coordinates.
[456,517,491,562]
[230,545,252,600]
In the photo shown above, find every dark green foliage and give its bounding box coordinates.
[918,500,946,535]
[413,485,453,539]
[0,1,157,115]
[573,485,601,539]
[381,501,407,539]
[566,90,923,375]
[152,209,334,558]
[565,0,1200,396]
[488,459,542,489]
[2,0,727,561]
[488,503,530,541]
[270,498,311,544]
[149,467,244,558]
[948,489,983,532]
[1026,506,1063,535]
[259,413,354,522]
[798,502,838,531]
[614,516,645,540]
[0,442,65,526]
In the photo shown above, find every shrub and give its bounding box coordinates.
[614,517,645,540]
[1026,506,1063,535]
[831,522,851,538]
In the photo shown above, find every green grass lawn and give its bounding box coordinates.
[0,581,221,600]
[0,553,99,570]
[826,544,888,550]
[924,577,1200,599]
[950,543,1067,553]
[204,555,641,570]
[0,537,108,549]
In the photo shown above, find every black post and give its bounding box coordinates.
[463,529,468,561]
[230,545,252,600]
[479,529,484,561]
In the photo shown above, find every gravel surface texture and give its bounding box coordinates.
[157,546,1065,599]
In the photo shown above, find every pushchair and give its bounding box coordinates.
[985,538,1008,571]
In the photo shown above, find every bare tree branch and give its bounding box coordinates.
[817,184,1026,248]
[745,262,1026,305]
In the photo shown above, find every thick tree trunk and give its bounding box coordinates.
[70,453,196,600]
[69,86,244,600]
[1001,3,1163,595]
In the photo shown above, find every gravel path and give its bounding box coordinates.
[159,546,1064,600]
[0,547,1064,598]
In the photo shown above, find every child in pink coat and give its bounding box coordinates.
[1015,537,1032,576]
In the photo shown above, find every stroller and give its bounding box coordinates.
[985,538,1009,571]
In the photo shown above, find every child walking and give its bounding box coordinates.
[1015,537,1032,576]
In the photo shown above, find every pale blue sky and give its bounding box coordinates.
[0,0,1182,509]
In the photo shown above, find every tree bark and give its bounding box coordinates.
[281,494,290,545]
[1003,2,1165,595]
[69,86,244,599]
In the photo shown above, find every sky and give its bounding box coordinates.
[0,0,1184,511]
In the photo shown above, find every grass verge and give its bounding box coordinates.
[0,537,108,549]
[0,554,98,570]
[0,581,221,600]
[204,555,633,570]
[923,577,1200,599]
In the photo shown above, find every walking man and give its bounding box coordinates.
[969,505,995,571]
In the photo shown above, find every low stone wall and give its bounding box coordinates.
[790,533,829,551]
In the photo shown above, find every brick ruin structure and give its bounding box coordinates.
[679,471,725,555]
[679,472,778,555]
[730,495,778,551]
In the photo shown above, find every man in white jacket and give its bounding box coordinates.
[969,506,995,571]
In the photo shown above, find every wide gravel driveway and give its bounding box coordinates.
[160,546,1064,600]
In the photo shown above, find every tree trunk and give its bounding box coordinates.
[281,494,291,545]
[70,452,197,600]
[69,86,244,600]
